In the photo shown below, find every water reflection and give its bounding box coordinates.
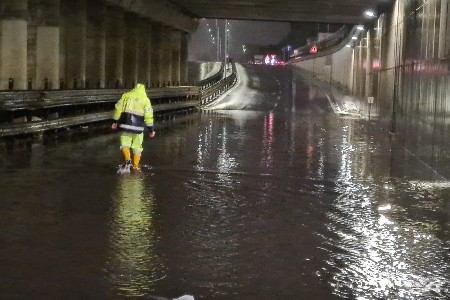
[305,121,315,174]
[217,126,239,184]
[325,123,450,299]
[261,111,274,169]
[291,80,297,112]
[195,119,213,170]
[108,175,164,297]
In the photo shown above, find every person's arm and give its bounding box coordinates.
[143,98,155,138]
[112,96,126,129]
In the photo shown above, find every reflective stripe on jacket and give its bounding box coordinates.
[113,84,154,134]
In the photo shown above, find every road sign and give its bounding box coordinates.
[310,45,318,54]
[368,97,374,104]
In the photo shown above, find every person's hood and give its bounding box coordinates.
[126,83,148,99]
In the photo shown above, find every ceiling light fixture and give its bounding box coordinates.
[364,10,376,17]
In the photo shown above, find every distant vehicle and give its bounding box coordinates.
[254,54,264,64]
[252,54,284,66]
[266,54,284,66]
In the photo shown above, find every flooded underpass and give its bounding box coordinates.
[1,65,449,299]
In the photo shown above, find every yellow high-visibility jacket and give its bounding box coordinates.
[113,84,154,134]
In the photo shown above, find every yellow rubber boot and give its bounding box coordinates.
[121,147,131,162]
[132,154,141,172]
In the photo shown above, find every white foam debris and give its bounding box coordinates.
[173,295,195,300]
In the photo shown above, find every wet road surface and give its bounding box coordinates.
[1,65,449,299]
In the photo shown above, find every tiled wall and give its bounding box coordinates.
[295,0,450,179]
[375,0,450,179]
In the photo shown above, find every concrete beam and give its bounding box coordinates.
[102,0,199,33]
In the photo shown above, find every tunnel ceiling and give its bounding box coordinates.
[168,0,394,24]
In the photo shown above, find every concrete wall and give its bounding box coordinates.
[293,0,450,179]
[293,48,353,90]
[0,0,193,90]
[187,61,221,84]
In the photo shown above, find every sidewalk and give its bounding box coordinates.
[292,67,450,181]
[292,68,376,119]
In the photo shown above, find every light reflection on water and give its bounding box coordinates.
[326,185,450,299]
[261,111,275,169]
[324,121,450,299]
[103,69,449,298]
[175,108,450,299]
[2,67,449,299]
[107,175,165,297]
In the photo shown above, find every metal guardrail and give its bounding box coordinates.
[0,87,200,111]
[0,86,200,137]
[196,62,225,90]
[0,62,238,138]
[200,62,237,106]
[287,25,349,62]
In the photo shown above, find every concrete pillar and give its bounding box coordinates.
[160,26,172,86]
[171,30,181,86]
[0,0,28,90]
[357,41,364,97]
[34,0,60,90]
[105,7,124,88]
[180,32,189,85]
[350,49,356,94]
[123,13,139,88]
[61,0,87,89]
[150,23,162,87]
[86,2,106,88]
[138,19,152,87]
[365,30,373,98]
[438,0,449,58]
[352,47,359,96]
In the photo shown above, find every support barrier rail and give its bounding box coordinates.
[0,86,200,137]
[200,62,237,106]
[288,25,349,62]
[196,62,225,90]
[0,62,237,138]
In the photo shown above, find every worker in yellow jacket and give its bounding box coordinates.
[112,83,156,172]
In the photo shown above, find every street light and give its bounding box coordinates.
[215,19,220,61]
[224,19,229,64]
[364,10,376,17]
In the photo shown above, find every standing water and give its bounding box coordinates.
[0,65,449,299]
